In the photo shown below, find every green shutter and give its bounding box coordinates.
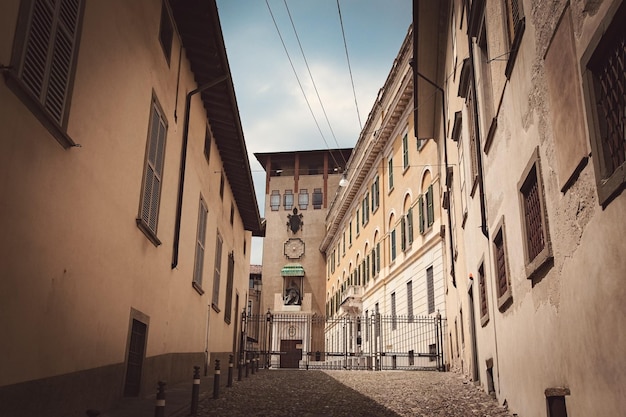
[418,195,424,234]
[427,184,434,226]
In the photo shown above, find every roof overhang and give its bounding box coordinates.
[169,0,263,236]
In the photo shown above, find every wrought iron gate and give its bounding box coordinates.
[240,312,446,371]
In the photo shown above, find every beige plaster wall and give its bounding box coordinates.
[0,1,253,411]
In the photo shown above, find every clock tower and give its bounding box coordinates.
[254,148,352,368]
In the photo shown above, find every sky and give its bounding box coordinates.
[215,0,413,264]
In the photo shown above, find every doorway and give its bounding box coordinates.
[280,339,302,368]
[123,318,147,396]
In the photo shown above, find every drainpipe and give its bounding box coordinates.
[172,75,229,269]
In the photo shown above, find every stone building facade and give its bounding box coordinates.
[414,0,626,415]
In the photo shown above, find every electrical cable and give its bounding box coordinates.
[336,0,363,131]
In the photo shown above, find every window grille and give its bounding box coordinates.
[589,19,626,178]
[505,0,522,46]
[521,166,545,262]
[494,229,508,298]
[478,263,489,324]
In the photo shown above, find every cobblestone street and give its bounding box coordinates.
[192,370,512,417]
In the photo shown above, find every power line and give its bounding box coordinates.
[282,0,347,167]
[265,0,344,170]
[336,0,363,131]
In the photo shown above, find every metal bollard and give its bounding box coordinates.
[245,357,250,378]
[154,381,166,417]
[85,410,100,417]
[212,359,221,399]
[251,353,256,375]
[227,354,234,387]
[238,357,243,381]
[190,365,200,416]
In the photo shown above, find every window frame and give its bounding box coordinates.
[283,189,294,210]
[136,94,168,246]
[270,190,281,211]
[212,232,223,311]
[192,195,208,294]
[492,216,512,310]
[478,261,489,326]
[7,0,85,148]
[582,1,626,207]
[517,147,552,279]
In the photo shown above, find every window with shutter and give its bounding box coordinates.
[224,252,235,324]
[407,208,414,244]
[427,184,434,227]
[10,0,84,147]
[400,217,406,251]
[390,229,397,262]
[192,196,208,294]
[212,233,223,310]
[137,96,168,245]
[427,266,435,314]
[418,195,425,234]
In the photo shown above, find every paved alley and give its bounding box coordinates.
[191,370,513,417]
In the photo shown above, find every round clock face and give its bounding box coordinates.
[284,238,305,259]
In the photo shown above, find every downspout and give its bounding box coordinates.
[412,0,456,286]
[172,75,229,269]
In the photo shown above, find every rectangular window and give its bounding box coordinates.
[137,96,168,245]
[312,188,323,209]
[585,2,626,206]
[298,189,309,210]
[283,189,294,210]
[493,219,512,309]
[376,242,381,274]
[390,229,397,262]
[402,133,409,169]
[388,158,394,189]
[407,281,414,321]
[518,148,552,278]
[342,231,346,255]
[212,233,223,310]
[192,196,208,293]
[362,193,370,225]
[391,292,397,330]
[407,208,414,244]
[159,1,173,64]
[204,126,212,162]
[229,203,234,225]
[478,262,489,326]
[400,217,406,251]
[270,190,280,211]
[426,184,434,227]
[371,176,380,211]
[418,194,425,234]
[467,89,479,193]
[427,266,435,314]
[224,252,235,324]
[9,0,84,147]
[349,221,353,245]
[356,209,360,235]
[219,172,225,200]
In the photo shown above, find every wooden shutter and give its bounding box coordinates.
[418,195,424,234]
[224,252,235,323]
[141,103,167,233]
[427,184,434,226]
[193,198,208,288]
[20,0,82,125]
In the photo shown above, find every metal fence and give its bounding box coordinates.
[240,312,446,371]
